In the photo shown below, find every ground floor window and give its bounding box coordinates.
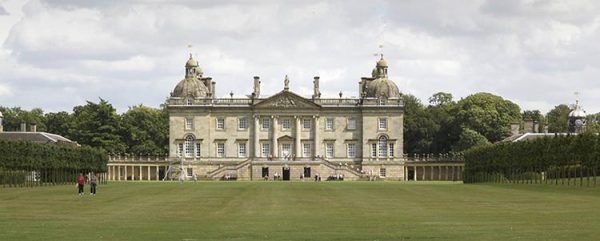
[303,167,311,178]
[187,168,193,177]
[217,143,225,157]
[379,168,386,177]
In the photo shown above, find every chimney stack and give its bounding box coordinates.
[252,76,261,98]
[510,123,520,136]
[312,76,321,99]
[30,123,37,132]
[20,122,27,132]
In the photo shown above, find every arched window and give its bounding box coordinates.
[185,135,194,157]
[378,136,388,157]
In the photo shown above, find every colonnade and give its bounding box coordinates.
[107,164,165,181]
[403,164,463,181]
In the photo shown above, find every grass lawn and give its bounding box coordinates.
[1,181,600,241]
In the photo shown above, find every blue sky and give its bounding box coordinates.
[1,0,599,114]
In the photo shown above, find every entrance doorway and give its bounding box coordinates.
[262,167,269,178]
[282,167,290,181]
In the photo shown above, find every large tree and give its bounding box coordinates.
[120,105,169,155]
[69,99,126,154]
[454,92,521,143]
[546,104,570,133]
[0,106,46,132]
[403,94,439,154]
[44,111,73,138]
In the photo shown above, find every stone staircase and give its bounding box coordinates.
[319,157,363,179]
[206,159,252,180]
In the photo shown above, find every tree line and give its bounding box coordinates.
[2,92,598,155]
[1,99,168,155]
[403,92,599,154]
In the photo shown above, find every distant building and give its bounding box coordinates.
[0,114,78,147]
[503,97,587,142]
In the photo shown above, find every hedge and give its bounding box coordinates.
[464,133,599,184]
[0,140,108,171]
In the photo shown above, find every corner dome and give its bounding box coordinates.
[172,78,209,98]
[569,100,586,118]
[185,54,198,67]
[376,58,388,67]
[366,78,401,98]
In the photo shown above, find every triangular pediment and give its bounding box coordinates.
[254,91,321,109]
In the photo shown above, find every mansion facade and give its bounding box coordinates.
[166,54,405,180]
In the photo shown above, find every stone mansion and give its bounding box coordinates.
[167,54,404,180]
[105,54,464,181]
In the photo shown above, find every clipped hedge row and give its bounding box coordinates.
[0,140,108,172]
[464,133,600,184]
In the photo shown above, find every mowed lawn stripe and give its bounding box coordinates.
[1,182,600,240]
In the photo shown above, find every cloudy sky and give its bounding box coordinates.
[0,0,599,114]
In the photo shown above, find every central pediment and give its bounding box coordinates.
[254,91,321,109]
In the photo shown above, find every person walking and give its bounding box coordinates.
[77,173,85,196]
[90,173,97,196]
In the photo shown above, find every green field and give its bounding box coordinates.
[1,182,600,241]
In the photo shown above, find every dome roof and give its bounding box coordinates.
[366,78,401,98]
[185,54,198,67]
[171,78,209,98]
[569,101,586,118]
[376,57,388,67]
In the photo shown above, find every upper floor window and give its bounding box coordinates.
[325,143,334,158]
[371,143,377,157]
[177,143,184,157]
[238,117,248,130]
[303,143,312,157]
[325,118,334,131]
[187,98,193,105]
[303,118,311,130]
[185,117,193,130]
[262,143,270,157]
[389,143,394,157]
[238,143,247,157]
[216,117,225,130]
[262,118,270,130]
[282,118,291,130]
[217,143,225,157]
[378,118,387,130]
[378,136,388,157]
[347,143,356,158]
[195,143,201,157]
[347,119,356,130]
[185,135,194,157]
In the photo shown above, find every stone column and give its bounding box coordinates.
[155,166,159,181]
[254,116,260,158]
[421,166,425,181]
[124,166,128,181]
[313,116,320,159]
[147,166,151,181]
[272,116,278,158]
[295,116,301,159]
[415,167,418,181]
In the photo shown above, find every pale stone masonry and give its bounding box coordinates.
[164,54,405,180]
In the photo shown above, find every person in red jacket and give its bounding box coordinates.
[77,173,85,196]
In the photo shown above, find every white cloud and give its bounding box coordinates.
[0,0,600,115]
